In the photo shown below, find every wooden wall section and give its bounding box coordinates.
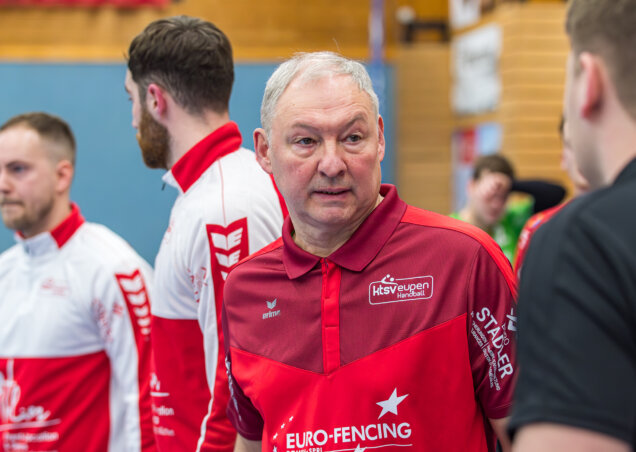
[395,43,453,213]
[0,0,455,62]
[396,2,569,214]
[0,1,376,61]
[498,3,568,183]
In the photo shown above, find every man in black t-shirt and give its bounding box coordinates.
[510,1,636,451]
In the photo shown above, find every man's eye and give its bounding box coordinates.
[346,134,362,143]
[10,165,26,174]
[296,138,314,145]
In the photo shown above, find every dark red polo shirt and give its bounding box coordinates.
[223,184,517,452]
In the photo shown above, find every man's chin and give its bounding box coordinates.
[141,152,167,170]
[1,205,20,222]
[137,141,168,170]
[1,214,26,232]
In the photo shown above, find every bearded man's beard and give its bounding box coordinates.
[137,108,170,170]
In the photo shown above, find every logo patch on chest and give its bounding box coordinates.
[368,274,433,305]
[40,278,69,297]
[263,298,281,320]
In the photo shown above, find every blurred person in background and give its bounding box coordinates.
[125,15,286,451]
[452,154,565,263]
[510,0,636,450]
[513,116,590,278]
[0,112,154,451]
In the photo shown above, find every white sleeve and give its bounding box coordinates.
[92,262,155,452]
[196,217,249,384]
[195,215,264,450]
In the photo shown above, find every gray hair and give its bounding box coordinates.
[260,51,380,135]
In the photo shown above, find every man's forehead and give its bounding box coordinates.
[289,113,369,130]
[477,169,512,183]
[274,75,374,122]
[0,126,49,160]
[0,125,40,143]
[124,70,137,90]
[285,72,361,97]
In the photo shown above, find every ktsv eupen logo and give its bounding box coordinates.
[368,274,433,305]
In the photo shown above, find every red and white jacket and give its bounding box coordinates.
[0,204,155,452]
[151,122,286,451]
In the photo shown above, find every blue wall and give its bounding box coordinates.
[0,63,395,263]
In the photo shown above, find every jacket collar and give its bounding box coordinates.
[16,203,85,257]
[165,121,242,193]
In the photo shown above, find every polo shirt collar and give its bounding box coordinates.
[614,157,636,187]
[164,121,242,193]
[282,184,406,279]
[16,203,85,257]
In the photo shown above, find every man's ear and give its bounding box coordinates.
[146,83,168,121]
[577,52,603,119]
[467,176,477,196]
[55,160,74,194]
[377,115,385,162]
[254,128,273,174]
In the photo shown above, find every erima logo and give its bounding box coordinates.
[369,274,433,305]
[263,299,281,320]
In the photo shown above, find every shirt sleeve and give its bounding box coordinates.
[222,304,265,441]
[197,217,254,450]
[509,212,636,443]
[513,216,536,280]
[94,263,155,452]
[466,244,518,420]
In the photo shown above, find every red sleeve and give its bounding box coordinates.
[114,269,156,451]
[222,304,264,441]
[513,225,532,280]
[467,246,518,419]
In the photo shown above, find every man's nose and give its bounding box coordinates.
[0,170,12,193]
[317,141,346,178]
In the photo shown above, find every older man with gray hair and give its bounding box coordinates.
[221,51,517,452]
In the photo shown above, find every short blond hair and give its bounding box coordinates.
[0,112,76,165]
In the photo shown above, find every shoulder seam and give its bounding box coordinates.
[235,237,283,270]
[401,206,517,298]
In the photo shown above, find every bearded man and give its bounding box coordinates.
[125,16,287,452]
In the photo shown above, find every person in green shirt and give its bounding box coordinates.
[452,154,565,263]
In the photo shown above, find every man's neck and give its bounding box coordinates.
[167,110,231,169]
[592,90,636,187]
[292,225,358,258]
[291,194,384,257]
[600,120,636,187]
